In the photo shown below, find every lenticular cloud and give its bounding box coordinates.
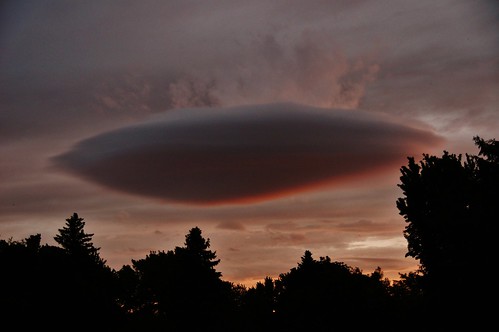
[53,103,441,204]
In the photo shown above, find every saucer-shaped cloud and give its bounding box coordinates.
[53,103,441,204]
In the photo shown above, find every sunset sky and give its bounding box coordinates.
[1,0,498,286]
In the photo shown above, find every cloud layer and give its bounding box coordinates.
[53,103,441,204]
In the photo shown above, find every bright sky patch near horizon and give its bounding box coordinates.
[1,0,498,286]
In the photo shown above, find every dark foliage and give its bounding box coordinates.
[117,226,236,331]
[54,212,106,267]
[273,252,394,331]
[397,136,497,328]
[0,214,125,328]
[1,136,496,331]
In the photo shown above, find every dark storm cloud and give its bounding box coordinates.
[52,103,441,204]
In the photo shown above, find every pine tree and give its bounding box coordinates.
[298,250,314,269]
[54,212,103,265]
[182,226,220,270]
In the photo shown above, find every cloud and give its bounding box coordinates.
[168,75,221,109]
[3,0,496,144]
[208,32,381,109]
[216,221,246,231]
[52,102,442,205]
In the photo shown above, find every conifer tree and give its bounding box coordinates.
[180,226,220,270]
[54,212,103,265]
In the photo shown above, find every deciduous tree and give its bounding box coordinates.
[396,136,498,327]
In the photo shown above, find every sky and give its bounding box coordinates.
[1,0,498,286]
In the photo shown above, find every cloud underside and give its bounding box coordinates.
[53,103,441,204]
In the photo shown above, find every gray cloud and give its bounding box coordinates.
[52,102,442,204]
[2,0,496,143]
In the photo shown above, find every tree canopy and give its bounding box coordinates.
[396,136,497,326]
[1,136,496,330]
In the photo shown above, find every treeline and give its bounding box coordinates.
[0,217,416,331]
[1,136,497,331]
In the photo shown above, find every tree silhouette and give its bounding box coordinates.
[274,251,392,331]
[177,226,221,273]
[0,233,119,327]
[0,235,40,322]
[298,249,314,269]
[396,136,498,327]
[120,227,236,331]
[50,213,123,327]
[6,143,497,332]
[239,276,276,331]
[54,212,104,265]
